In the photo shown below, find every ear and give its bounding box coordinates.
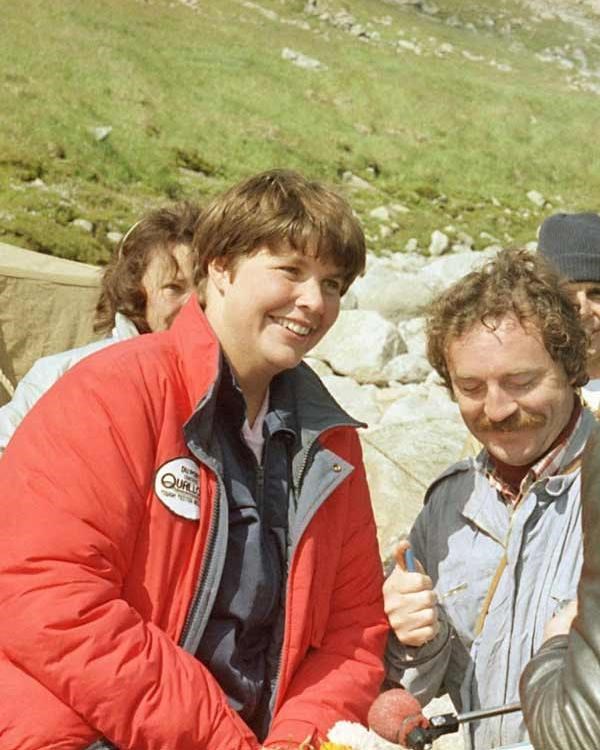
[206,257,231,294]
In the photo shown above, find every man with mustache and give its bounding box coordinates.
[383,248,594,750]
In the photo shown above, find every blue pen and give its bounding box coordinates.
[405,547,416,573]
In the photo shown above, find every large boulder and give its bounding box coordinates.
[350,259,437,320]
[419,248,498,293]
[380,383,460,424]
[398,316,427,356]
[310,309,404,384]
[320,374,382,426]
[360,417,468,556]
[382,352,432,384]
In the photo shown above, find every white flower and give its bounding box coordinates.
[327,720,400,750]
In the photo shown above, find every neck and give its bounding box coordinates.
[236,378,268,426]
[204,299,271,424]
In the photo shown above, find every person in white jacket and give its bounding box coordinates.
[0,201,199,454]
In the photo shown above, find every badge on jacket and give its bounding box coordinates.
[154,457,200,520]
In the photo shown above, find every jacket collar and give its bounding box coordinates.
[112,312,140,340]
[170,295,222,420]
[175,296,362,460]
[464,407,597,532]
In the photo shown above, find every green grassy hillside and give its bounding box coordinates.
[2,0,599,263]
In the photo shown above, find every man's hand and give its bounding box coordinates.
[383,540,439,647]
[543,599,578,642]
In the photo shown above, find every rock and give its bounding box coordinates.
[451,242,473,253]
[527,189,546,207]
[27,178,47,189]
[382,352,431,384]
[479,231,501,244]
[380,383,460,425]
[71,218,94,233]
[482,243,503,254]
[419,249,497,293]
[398,316,427,356]
[360,417,468,552]
[397,39,422,54]
[281,47,326,70]
[242,1,278,21]
[310,309,402,384]
[462,50,485,62]
[89,126,112,141]
[350,261,437,320]
[341,171,374,191]
[369,206,391,221]
[437,42,454,55]
[106,231,124,244]
[321,374,382,426]
[428,230,449,256]
[340,287,358,310]
[376,384,408,411]
[456,230,475,248]
[387,252,428,274]
[303,357,333,377]
[405,238,419,253]
[490,60,512,72]
[421,1,439,15]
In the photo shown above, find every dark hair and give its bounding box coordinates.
[192,169,365,294]
[427,247,589,392]
[94,202,201,334]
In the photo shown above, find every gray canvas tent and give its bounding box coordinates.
[0,241,101,406]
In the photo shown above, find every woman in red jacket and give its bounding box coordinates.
[0,169,387,750]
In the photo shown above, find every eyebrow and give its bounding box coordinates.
[278,251,344,278]
[454,368,542,381]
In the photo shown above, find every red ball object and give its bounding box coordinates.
[367,689,430,746]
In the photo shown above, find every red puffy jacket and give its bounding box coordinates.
[0,297,386,750]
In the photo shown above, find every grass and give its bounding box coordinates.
[1,0,599,263]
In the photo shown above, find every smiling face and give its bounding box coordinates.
[141,243,194,332]
[567,281,600,378]
[447,313,575,466]
[204,243,343,396]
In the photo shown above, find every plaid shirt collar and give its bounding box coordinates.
[485,406,584,506]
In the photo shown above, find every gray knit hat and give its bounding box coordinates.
[538,212,600,282]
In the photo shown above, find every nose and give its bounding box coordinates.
[575,290,600,334]
[576,290,592,318]
[484,384,518,424]
[297,277,325,315]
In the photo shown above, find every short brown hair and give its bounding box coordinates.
[95,201,201,334]
[427,247,589,392]
[192,169,365,294]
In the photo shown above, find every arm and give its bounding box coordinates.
[520,428,600,749]
[384,505,453,707]
[0,362,259,750]
[0,356,61,453]
[264,435,388,747]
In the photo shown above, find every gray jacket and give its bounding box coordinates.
[386,409,596,750]
[520,425,600,749]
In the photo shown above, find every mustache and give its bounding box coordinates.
[474,411,547,433]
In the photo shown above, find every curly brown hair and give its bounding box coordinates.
[94,201,201,334]
[192,169,365,295]
[427,247,589,393]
